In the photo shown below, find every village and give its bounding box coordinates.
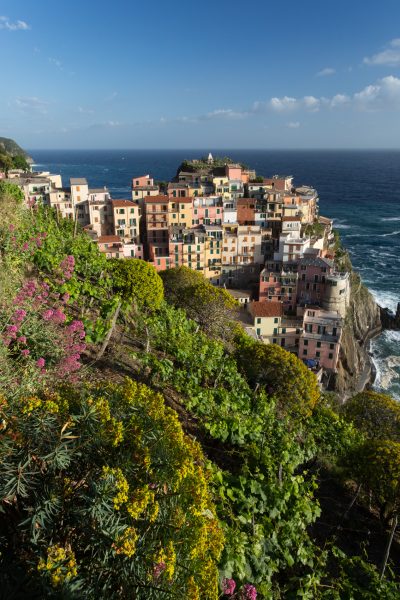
[2,154,350,386]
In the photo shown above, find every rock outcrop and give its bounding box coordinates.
[380,303,400,330]
[330,272,381,399]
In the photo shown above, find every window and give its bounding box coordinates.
[281,328,286,334]
[256,318,261,324]
[328,352,333,359]
[303,349,308,355]
[330,343,334,350]
[256,328,261,336]
[273,328,278,334]
[317,341,321,348]
[274,317,279,323]
[316,351,320,358]
[304,339,308,346]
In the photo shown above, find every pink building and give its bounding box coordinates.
[299,307,342,371]
[259,267,298,311]
[97,235,124,259]
[225,164,242,181]
[297,257,334,305]
[151,255,171,272]
[193,197,223,226]
[132,174,154,188]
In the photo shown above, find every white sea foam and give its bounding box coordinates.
[371,332,400,400]
[369,288,399,312]
[381,217,400,222]
[334,224,351,230]
[380,230,400,237]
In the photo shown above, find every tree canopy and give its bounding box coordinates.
[109,258,164,312]
[161,266,238,340]
[342,390,400,442]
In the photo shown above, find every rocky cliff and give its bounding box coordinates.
[0,137,33,163]
[330,271,381,399]
[380,303,400,330]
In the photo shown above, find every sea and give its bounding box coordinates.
[29,149,400,400]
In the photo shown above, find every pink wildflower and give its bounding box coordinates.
[59,255,75,280]
[62,292,70,303]
[17,336,27,344]
[241,584,257,600]
[13,309,27,323]
[6,325,18,339]
[52,309,66,324]
[21,349,30,357]
[222,578,236,596]
[9,224,15,232]
[22,242,29,251]
[153,561,166,579]
[36,357,45,368]
[42,309,54,321]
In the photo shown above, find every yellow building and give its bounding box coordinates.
[169,198,193,228]
[112,200,141,243]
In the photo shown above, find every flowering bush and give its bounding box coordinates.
[0,274,86,397]
[0,379,224,598]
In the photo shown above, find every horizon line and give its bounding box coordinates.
[27,147,400,152]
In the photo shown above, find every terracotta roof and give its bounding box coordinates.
[112,199,136,208]
[144,195,169,203]
[250,301,283,318]
[97,235,122,244]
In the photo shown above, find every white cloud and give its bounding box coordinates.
[330,94,351,108]
[303,96,320,112]
[202,108,248,120]
[15,96,49,114]
[364,38,400,66]
[266,95,319,113]
[354,75,400,110]
[49,57,63,70]
[254,76,400,114]
[0,16,30,30]
[316,67,335,77]
[286,121,300,128]
[268,96,298,112]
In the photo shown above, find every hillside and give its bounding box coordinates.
[0,136,33,163]
[1,181,400,599]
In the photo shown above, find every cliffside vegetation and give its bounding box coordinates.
[0,136,32,175]
[1,182,400,599]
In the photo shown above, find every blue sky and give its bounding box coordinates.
[2,0,400,149]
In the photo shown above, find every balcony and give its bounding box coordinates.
[303,332,340,343]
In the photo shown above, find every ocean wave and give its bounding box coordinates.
[381,217,400,222]
[369,288,399,311]
[380,230,400,237]
[333,224,352,229]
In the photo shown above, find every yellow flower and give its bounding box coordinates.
[21,396,42,414]
[37,545,77,587]
[187,576,200,600]
[126,486,153,520]
[102,466,129,509]
[113,527,139,558]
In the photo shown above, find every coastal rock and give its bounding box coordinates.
[380,302,400,330]
[330,272,381,398]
